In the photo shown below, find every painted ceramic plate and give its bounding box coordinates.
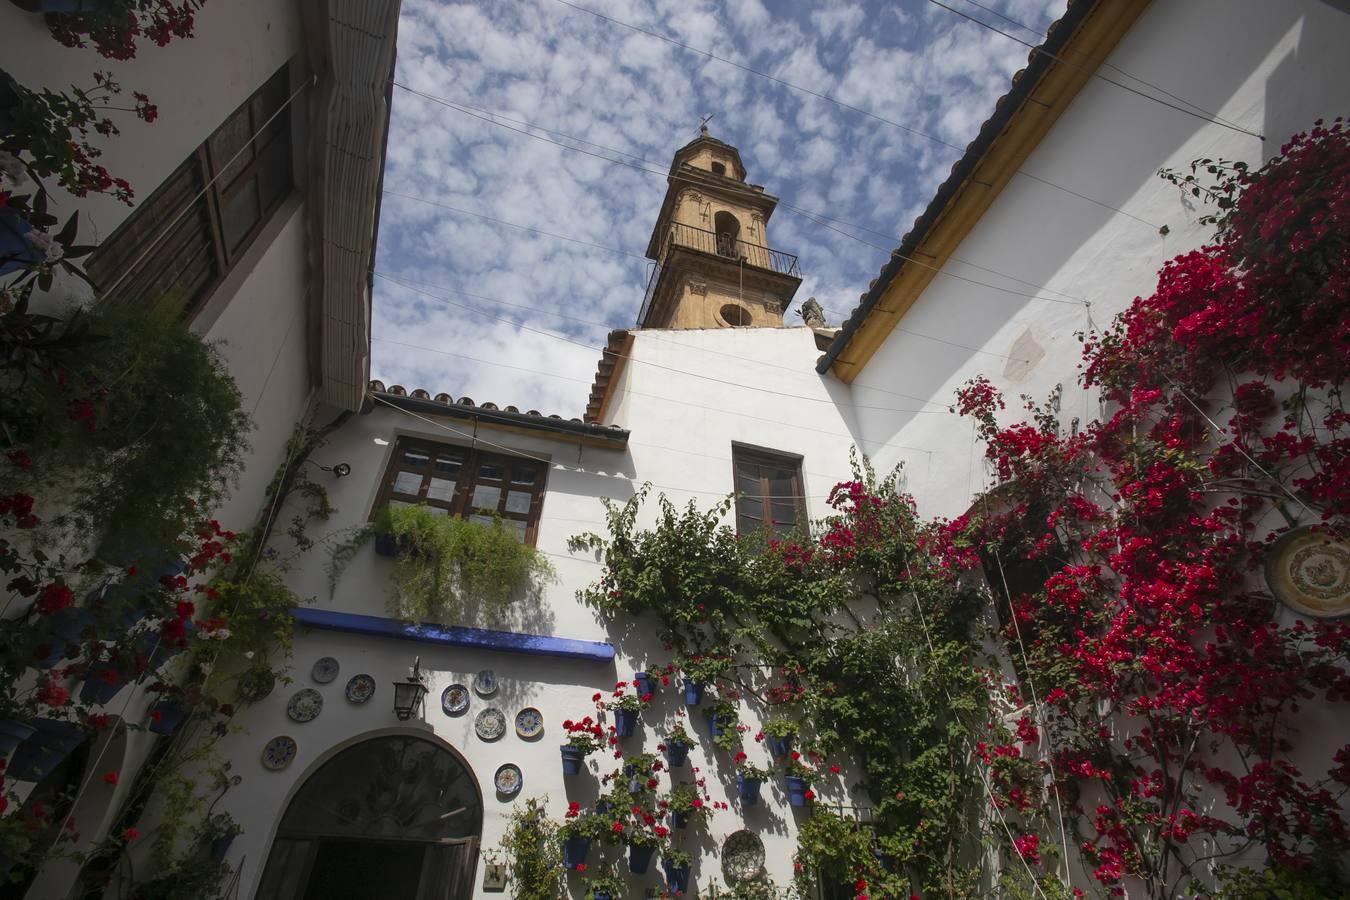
[286,688,323,723]
[261,735,297,771]
[311,657,340,684]
[345,674,375,704]
[475,707,506,741]
[473,669,497,697]
[237,668,275,703]
[722,830,766,884]
[1265,526,1350,618]
[515,707,543,739]
[442,683,470,716]
[494,763,523,796]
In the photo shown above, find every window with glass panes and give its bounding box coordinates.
[731,445,805,537]
[374,439,547,545]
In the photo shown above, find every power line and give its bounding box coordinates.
[391,82,1089,307]
[375,271,950,415]
[925,0,1263,140]
[543,0,1164,228]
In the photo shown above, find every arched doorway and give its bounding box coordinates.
[255,735,483,900]
[714,210,742,258]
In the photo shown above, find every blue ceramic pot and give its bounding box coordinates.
[374,533,400,557]
[670,810,688,830]
[766,733,793,758]
[664,860,691,893]
[0,720,36,758]
[629,843,656,874]
[664,739,690,768]
[682,679,704,706]
[32,639,67,670]
[0,208,40,277]
[148,699,187,735]
[592,893,611,900]
[560,744,585,775]
[9,719,84,782]
[784,774,810,807]
[736,773,763,806]
[80,662,129,705]
[633,672,652,696]
[208,833,235,862]
[595,799,610,815]
[50,607,96,644]
[707,713,725,739]
[562,837,591,869]
[613,707,637,737]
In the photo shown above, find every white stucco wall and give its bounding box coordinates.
[849,0,1350,520]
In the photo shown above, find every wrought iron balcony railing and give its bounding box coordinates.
[639,222,801,324]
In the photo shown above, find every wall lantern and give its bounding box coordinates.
[393,656,428,721]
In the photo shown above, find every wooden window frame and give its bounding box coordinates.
[85,65,294,320]
[372,437,549,547]
[731,443,806,537]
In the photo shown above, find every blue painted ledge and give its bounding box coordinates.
[290,608,614,663]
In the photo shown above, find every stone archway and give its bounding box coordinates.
[254,734,483,900]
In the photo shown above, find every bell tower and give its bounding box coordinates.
[637,126,802,329]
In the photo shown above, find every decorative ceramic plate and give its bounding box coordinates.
[442,683,470,716]
[494,763,523,796]
[473,669,498,697]
[515,707,543,739]
[1265,526,1350,618]
[475,707,506,741]
[345,674,375,704]
[237,668,275,703]
[311,656,340,684]
[722,830,766,884]
[261,735,297,771]
[286,688,324,723]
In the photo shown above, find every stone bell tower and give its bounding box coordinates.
[637,126,802,329]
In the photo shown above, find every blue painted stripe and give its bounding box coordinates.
[290,607,614,662]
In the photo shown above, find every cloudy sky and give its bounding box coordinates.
[372,0,1063,417]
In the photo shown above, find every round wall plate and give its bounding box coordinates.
[261,736,297,771]
[722,830,766,884]
[286,688,324,723]
[442,683,470,716]
[473,669,498,697]
[514,707,543,739]
[494,763,523,796]
[311,657,340,684]
[345,674,376,704]
[1265,526,1350,618]
[475,707,506,741]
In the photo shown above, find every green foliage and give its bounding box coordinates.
[1213,863,1349,899]
[497,797,562,900]
[327,504,552,625]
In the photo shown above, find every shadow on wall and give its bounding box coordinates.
[855,0,1314,456]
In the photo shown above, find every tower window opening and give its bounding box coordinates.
[720,304,751,326]
[711,161,726,176]
[714,211,741,258]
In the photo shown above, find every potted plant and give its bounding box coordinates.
[705,697,739,749]
[561,715,605,775]
[8,717,83,782]
[627,824,665,874]
[782,754,814,807]
[147,695,189,735]
[581,867,623,900]
[661,722,694,768]
[200,812,241,862]
[665,783,708,830]
[603,687,649,738]
[560,809,607,869]
[622,752,660,796]
[662,847,693,894]
[634,662,675,697]
[678,654,732,706]
[734,754,771,807]
[761,717,796,758]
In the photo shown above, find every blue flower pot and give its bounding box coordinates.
[736,774,762,806]
[33,639,67,670]
[374,533,400,557]
[592,893,611,900]
[707,713,726,739]
[664,739,690,768]
[664,860,691,893]
[51,607,96,645]
[0,208,41,278]
[0,720,36,758]
[562,837,591,869]
[629,843,656,874]
[634,672,652,696]
[784,774,810,807]
[595,799,610,815]
[148,699,187,735]
[683,679,704,706]
[670,810,688,829]
[560,744,586,775]
[9,719,84,782]
[80,662,129,705]
[209,833,235,862]
[766,733,793,758]
[613,707,637,737]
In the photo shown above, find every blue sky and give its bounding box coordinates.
[371,0,1062,416]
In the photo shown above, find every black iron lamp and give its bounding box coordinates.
[393,656,428,720]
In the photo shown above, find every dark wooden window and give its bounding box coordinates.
[374,438,548,546]
[86,65,294,319]
[732,445,805,537]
